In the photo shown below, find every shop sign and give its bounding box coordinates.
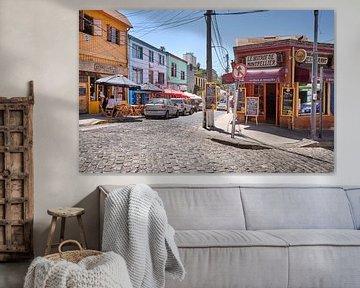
[79,60,127,75]
[246,53,277,68]
[305,56,328,65]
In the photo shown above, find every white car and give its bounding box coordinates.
[171,98,193,115]
[144,98,179,119]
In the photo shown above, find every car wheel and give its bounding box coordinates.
[175,110,179,118]
[190,109,194,115]
[164,111,169,119]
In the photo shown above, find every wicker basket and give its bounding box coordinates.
[45,240,102,263]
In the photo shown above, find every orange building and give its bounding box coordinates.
[79,10,132,114]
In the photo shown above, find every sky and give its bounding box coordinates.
[119,10,334,76]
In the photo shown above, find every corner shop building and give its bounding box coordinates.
[224,36,334,130]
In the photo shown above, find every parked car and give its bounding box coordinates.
[217,101,227,111]
[144,98,179,119]
[171,98,193,115]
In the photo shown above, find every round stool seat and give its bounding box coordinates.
[47,207,85,218]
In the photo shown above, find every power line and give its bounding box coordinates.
[80,15,191,79]
[212,10,269,16]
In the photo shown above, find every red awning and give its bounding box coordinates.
[222,68,285,84]
[295,67,334,82]
[159,89,189,98]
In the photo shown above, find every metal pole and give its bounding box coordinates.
[319,66,324,138]
[311,10,319,139]
[204,10,216,128]
[231,81,239,138]
[203,10,213,128]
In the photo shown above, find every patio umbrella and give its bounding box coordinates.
[139,83,163,93]
[95,74,140,89]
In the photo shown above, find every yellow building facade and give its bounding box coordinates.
[79,10,132,114]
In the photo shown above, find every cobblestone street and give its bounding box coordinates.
[79,112,334,174]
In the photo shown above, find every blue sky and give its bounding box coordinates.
[119,10,334,75]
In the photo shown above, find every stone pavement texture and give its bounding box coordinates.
[79,112,334,174]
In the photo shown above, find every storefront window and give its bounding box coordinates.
[254,84,264,114]
[298,83,328,115]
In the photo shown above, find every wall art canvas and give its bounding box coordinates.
[79,9,334,174]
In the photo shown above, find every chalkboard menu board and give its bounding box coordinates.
[282,87,294,116]
[245,97,259,116]
[205,82,217,109]
[237,87,246,113]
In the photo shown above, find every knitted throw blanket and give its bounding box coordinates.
[102,184,185,288]
[23,251,133,288]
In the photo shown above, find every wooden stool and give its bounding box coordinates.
[45,207,87,255]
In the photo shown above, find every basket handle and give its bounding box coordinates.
[58,240,83,255]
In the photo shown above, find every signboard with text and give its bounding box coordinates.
[281,87,294,116]
[237,87,246,113]
[205,82,217,110]
[246,53,277,68]
[245,97,259,116]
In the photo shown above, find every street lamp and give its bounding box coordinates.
[212,45,230,73]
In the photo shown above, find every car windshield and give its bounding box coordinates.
[171,99,182,103]
[148,99,165,104]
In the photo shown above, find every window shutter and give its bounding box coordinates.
[93,19,102,36]
[79,11,84,31]
[107,25,111,42]
[116,30,121,45]
[120,31,126,45]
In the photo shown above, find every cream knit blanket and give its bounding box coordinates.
[23,251,132,288]
[102,184,185,288]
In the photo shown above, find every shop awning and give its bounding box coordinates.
[159,89,189,98]
[221,68,285,84]
[295,67,334,82]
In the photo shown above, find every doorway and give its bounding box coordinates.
[266,83,276,123]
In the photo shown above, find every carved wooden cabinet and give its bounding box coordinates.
[0,83,34,261]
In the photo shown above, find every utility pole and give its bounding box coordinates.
[204,10,214,128]
[311,10,319,139]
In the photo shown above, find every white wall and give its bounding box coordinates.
[0,0,359,256]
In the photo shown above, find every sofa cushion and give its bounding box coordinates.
[345,188,360,229]
[154,186,246,230]
[241,187,355,230]
[100,185,246,230]
[165,247,288,288]
[175,230,288,248]
[262,229,360,246]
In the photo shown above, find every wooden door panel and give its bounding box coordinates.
[0,82,34,261]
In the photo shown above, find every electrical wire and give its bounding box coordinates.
[79,14,191,79]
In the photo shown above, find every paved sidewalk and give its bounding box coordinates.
[207,112,334,150]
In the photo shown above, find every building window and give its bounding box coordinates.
[171,63,177,77]
[298,83,328,115]
[79,12,94,35]
[158,72,165,84]
[132,44,143,60]
[149,50,154,63]
[149,70,154,84]
[159,54,165,65]
[107,26,121,45]
[132,68,143,84]
[181,71,185,80]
